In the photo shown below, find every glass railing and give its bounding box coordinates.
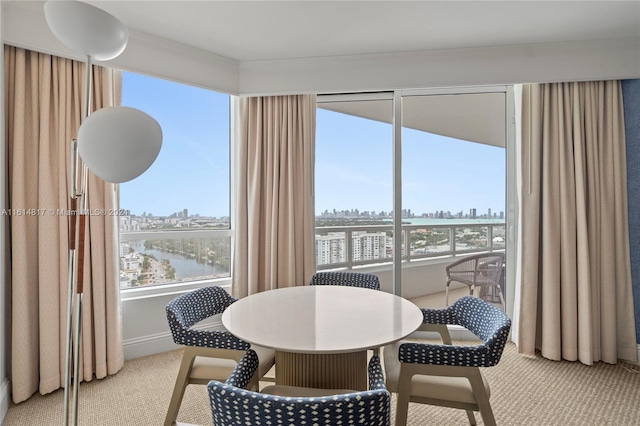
[316,222,506,269]
[120,221,505,289]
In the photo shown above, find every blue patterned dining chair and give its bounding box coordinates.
[208,349,391,426]
[384,296,511,426]
[164,286,275,426]
[310,271,381,290]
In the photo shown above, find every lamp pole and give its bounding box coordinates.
[44,3,162,424]
[63,53,92,426]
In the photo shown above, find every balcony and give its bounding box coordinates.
[316,221,505,268]
[120,220,505,304]
[315,221,505,301]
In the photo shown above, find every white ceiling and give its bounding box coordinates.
[6,0,640,63]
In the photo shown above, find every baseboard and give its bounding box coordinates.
[1,378,10,426]
[123,330,178,361]
[123,321,224,361]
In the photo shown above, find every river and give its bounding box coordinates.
[128,240,222,281]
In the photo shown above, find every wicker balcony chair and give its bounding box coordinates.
[208,349,391,426]
[310,271,381,290]
[383,296,511,426]
[445,252,505,309]
[164,286,275,426]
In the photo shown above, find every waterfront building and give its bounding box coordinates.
[316,233,345,265]
[316,231,387,265]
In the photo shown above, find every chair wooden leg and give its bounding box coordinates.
[164,349,196,426]
[394,370,412,426]
[465,410,477,425]
[476,395,496,426]
[445,280,451,306]
[468,371,496,426]
[248,371,259,392]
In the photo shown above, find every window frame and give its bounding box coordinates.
[118,72,234,301]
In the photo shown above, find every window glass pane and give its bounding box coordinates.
[401,93,506,224]
[119,72,230,289]
[402,130,505,221]
[401,92,506,302]
[315,101,393,268]
[315,92,508,304]
[120,235,231,288]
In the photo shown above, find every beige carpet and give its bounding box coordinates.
[4,342,640,425]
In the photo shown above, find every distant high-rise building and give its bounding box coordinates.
[119,215,141,232]
[119,242,130,257]
[352,231,386,261]
[315,231,387,265]
[316,233,345,265]
[470,208,477,219]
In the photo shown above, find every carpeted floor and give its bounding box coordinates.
[4,341,640,425]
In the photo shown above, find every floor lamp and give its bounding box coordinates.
[44,1,163,425]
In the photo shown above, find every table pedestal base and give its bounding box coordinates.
[275,351,367,391]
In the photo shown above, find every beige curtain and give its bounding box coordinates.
[232,95,317,298]
[519,81,637,365]
[5,46,124,403]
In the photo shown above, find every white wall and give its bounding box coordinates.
[370,259,452,300]
[121,281,231,360]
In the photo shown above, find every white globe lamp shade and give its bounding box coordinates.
[77,106,162,183]
[44,0,128,61]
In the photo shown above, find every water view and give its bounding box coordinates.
[120,215,505,289]
[130,241,222,279]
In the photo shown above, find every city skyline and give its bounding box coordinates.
[122,205,504,220]
[119,72,506,218]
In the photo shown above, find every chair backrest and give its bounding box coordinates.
[209,350,391,426]
[166,286,235,329]
[450,296,511,366]
[310,271,381,290]
[166,286,249,350]
[400,296,511,369]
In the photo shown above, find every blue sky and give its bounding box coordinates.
[315,109,505,216]
[121,72,505,218]
[120,72,230,217]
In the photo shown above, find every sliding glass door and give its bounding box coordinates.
[399,88,512,312]
[316,87,515,316]
[315,94,394,271]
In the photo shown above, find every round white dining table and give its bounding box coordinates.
[222,285,423,390]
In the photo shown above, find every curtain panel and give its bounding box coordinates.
[518,81,637,365]
[232,95,317,298]
[4,46,124,403]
